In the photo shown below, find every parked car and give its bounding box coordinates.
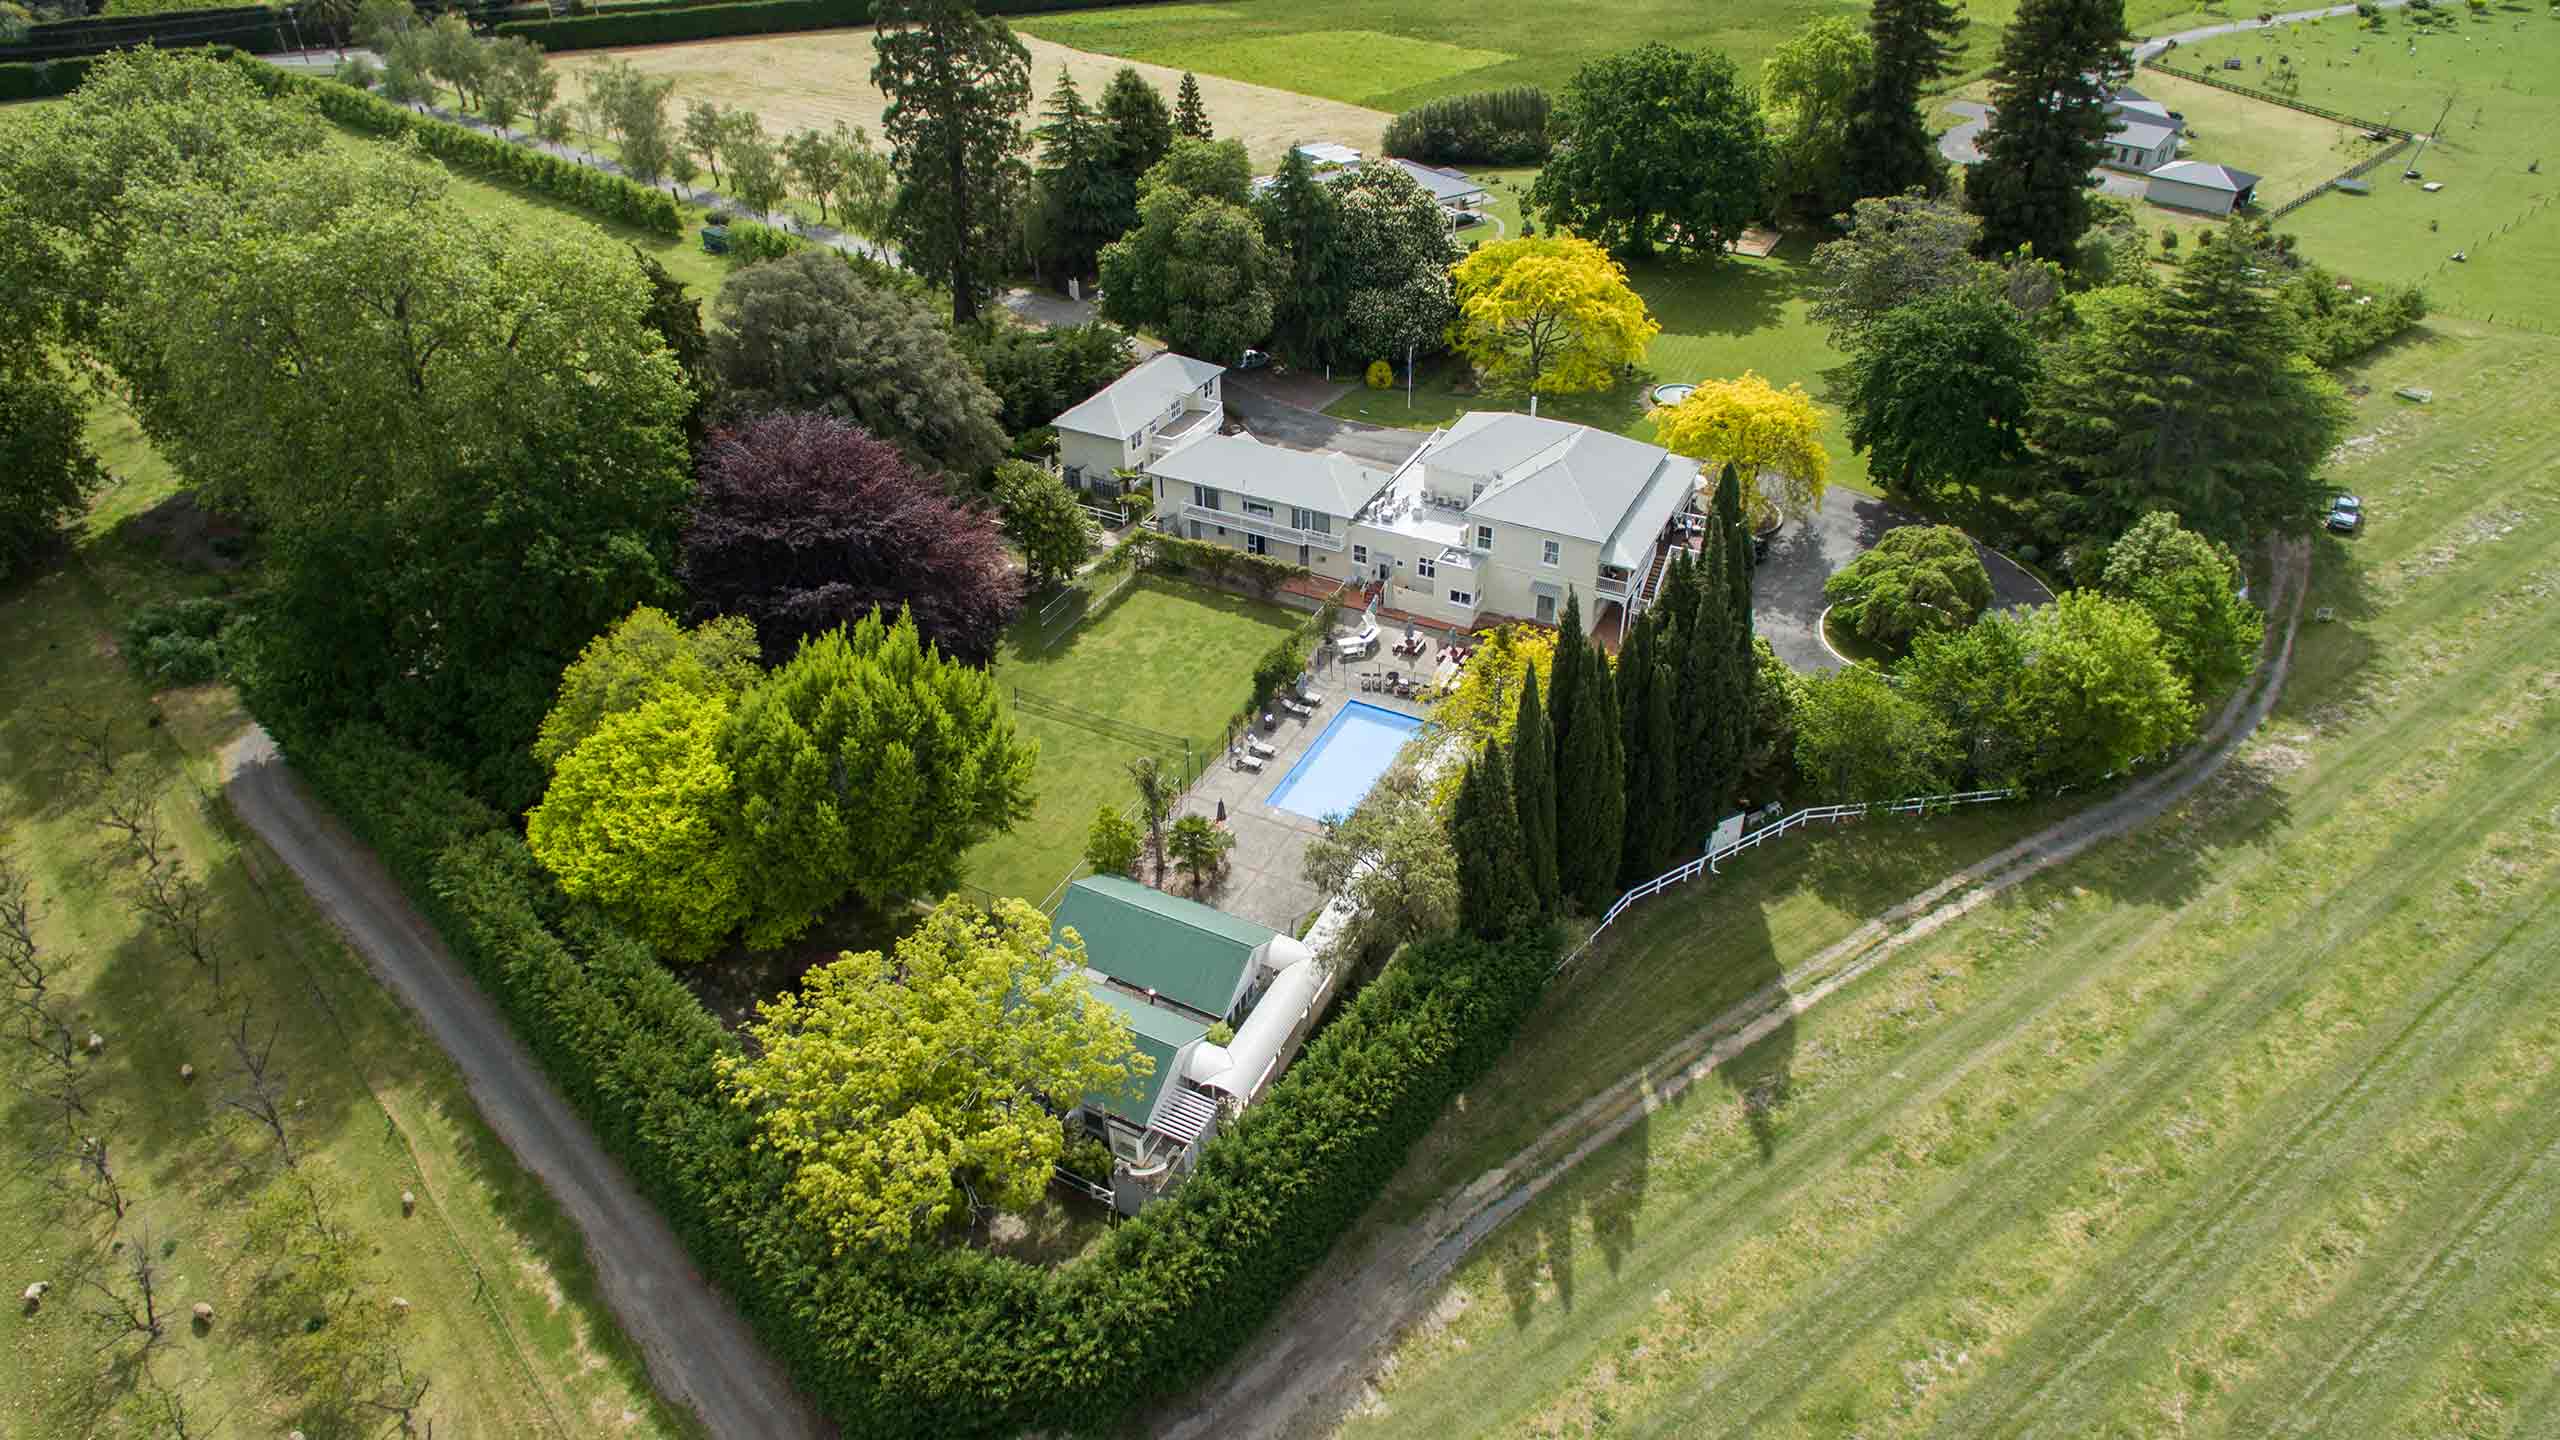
[1236,349,1272,370]
[2326,493,2364,534]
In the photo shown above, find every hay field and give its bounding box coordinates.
[551,27,1393,169]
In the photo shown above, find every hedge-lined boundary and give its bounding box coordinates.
[2,3,285,61]
[494,0,1170,52]
[239,56,687,237]
[0,54,97,100]
[280,716,1556,1436]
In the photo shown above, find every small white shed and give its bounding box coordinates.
[2145,161,2262,217]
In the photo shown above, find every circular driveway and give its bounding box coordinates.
[1753,488,2054,673]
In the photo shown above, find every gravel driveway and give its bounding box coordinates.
[224,730,830,1440]
[1224,374,1435,470]
[1755,487,2054,673]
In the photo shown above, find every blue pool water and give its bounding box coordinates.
[1268,702,1427,821]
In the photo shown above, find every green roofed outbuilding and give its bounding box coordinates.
[1051,875,1287,1023]
[1079,983,1209,1130]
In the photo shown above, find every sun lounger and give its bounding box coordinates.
[1232,747,1265,773]
[1296,684,1326,706]
[1247,738,1279,760]
[1280,697,1317,718]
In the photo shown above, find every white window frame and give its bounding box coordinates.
[1193,484,1220,509]
[1243,498,1276,519]
[1475,524,1495,551]
[1449,588,1475,607]
[1541,539,1560,567]
[1247,532,1270,556]
[1352,543,1369,565]
[1416,557,1437,580]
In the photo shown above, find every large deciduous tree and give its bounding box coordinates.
[680,414,1023,667]
[1843,0,1968,204]
[1449,235,1659,397]
[2027,227,2349,546]
[1807,191,1990,349]
[1901,591,2195,789]
[707,249,1008,479]
[112,146,691,807]
[1762,18,1874,218]
[1098,139,1283,364]
[1965,0,2132,267]
[0,355,104,583]
[955,318,1136,434]
[532,605,762,771]
[2099,510,2262,701]
[1528,43,1771,261]
[725,609,1038,946]
[1792,663,1957,800]
[1330,160,1461,368]
[1843,281,2040,497]
[992,458,1098,588]
[1822,523,1995,650]
[874,0,1032,322]
[1301,763,1460,969]
[1649,372,1831,526]
[719,897,1141,1250]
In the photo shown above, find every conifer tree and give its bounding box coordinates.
[1844,0,1967,203]
[1174,70,1212,139]
[1557,644,1625,913]
[1100,66,1175,182]
[1511,667,1561,915]
[1549,587,1587,793]
[874,0,1032,323]
[1965,0,2132,267]
[1625,650,1681,881]
[1255,144,1351,365]
[1455,744,1533,939]
[1678,542,1729,840]
[1030,68,1119,279]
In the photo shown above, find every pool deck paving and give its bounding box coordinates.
[1173,641,1443,936]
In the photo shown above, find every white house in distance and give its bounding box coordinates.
[1049,351,1227,497]
[1145,404,1701,637]
[1254,144,1488,225]
[2144,160,2262,216]
[2101,87,2184,171]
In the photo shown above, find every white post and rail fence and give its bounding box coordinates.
[1555,787,2021,974]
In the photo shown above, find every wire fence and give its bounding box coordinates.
[2138,58,2412,138]
[1008,684,1213,788]
[2268,136,2413,219]
[1555,788,2021,975]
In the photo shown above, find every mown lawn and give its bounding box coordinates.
[1344,314,2560,1438]
[0,405,692,1438]
[961,576,1302,907]
[1015,0,2211,114]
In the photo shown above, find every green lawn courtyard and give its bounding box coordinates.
[960,576,1303,907]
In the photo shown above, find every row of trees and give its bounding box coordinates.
[1450,467,1769,932]
[1817,194,2355,558]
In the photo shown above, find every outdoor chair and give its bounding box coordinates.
[1232,747,1266,774]
[1281,696,1317,718]
[1247,737,1279,760]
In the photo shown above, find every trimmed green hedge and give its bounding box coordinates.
[2,4,283,61]
[496,0,1175,52]
[0,54,96,101]
[241,57,686,238]
[280,716,1555,1436]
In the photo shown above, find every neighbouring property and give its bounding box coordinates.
[1055,875,1329,1211]
[1252,142,1490,225]
[2101,86,2184,172]
[1051,351,1228,498]
[2144,159,2261,216]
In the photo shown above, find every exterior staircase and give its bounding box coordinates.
[1634,542,1678,613]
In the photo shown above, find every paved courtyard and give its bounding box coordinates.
[1169,637,1446,935]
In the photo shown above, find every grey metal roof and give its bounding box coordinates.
[1050,352,1226,441]
[1150,431,1391,519]
[2110,97,2175,125]
[1382,157,1485,204]
[1425,413,1701,570]
[2148,160,2260,192]
[2112,120,2178,152]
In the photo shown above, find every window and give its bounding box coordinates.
[1247,533,1269,556]
[1299,544,1310,564]
[1193,484,1221,510]
[1542,539,1561,567]
[1416,557,1437,579]
[1449,589,1475,607]
[1476,524,1495,551]
[1352,544,1369,565]
[1536,593,1556,624]
[1292,507,1330,533]
[1244,499,1276,519]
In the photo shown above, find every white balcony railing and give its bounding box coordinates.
[1147,407,1220,461]
[1595,573,1631,597]
[1180,503,1347,553]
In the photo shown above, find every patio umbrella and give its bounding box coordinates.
[1215,799,1227,823]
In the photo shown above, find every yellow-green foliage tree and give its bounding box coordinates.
[532,606,762,772]
[1648,370,1831,525]
[1449,235,1659,396]
[527,689,750,964]
[1427,623,1557,800]
[719,897,1146,1250]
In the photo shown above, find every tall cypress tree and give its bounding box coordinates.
[874,0,1032,324]
[1628,654,1680,880]
[1550,587,1587,796]
[1844,0,1968,203]
[1964,0,2132,267]
[1720,465,1759,778]
[1456,743,1533,939]
[1511,667,1561,915]
[1559,643,1625,913]
[1173,70,1212,139]
[1712,463,1751,626]
[1255,144,1352,366]
[1615,610,1658,867]
[1681,537,1733,840]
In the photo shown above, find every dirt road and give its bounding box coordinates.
[1155,536,2312,1440]
[222,731,830,1440]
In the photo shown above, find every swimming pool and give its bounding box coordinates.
[1267,702,1426,821]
